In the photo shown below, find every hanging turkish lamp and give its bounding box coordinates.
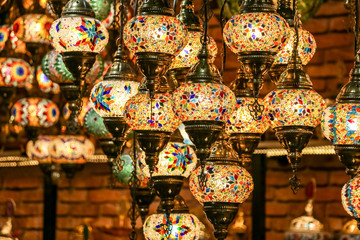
[10,97,60,140]
[342,175,360,228]
[265,20,325,193]
[172,0,236,189]
[223,0,290,99]
[167,0,218,90]
[36,66,60,94]
[143,195,203,240]
[189,133,254,240]
[225,68,270,166]
[49,0,108,134]
[0,25,10,53]
[49,135,95,178]
[123,0,188,94]
[138,129,197,222]
[268,0,317,83]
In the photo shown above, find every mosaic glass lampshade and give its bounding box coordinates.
[50,12,108,54]
[342,176,360,227]
[0,25,10,53]
[143,196,202,240]
[41,50,105,85]
[13,14,54,45]
[36,66,60,94]
[123,0,188,93]
[225,70,270,164]
[222,0,290,97]
[26,135,55,164]
[84,108,110,138]
[49,135,94,178]
[321,54,360,177]
[270,27,316,83]
[0,58,33,88]
[11,97,60,128]
[87,0,111,21]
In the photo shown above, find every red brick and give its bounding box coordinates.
[266,231,285,240]
[308,50,325,64]
[303,18,329,34]
[327,217,344,232]
[307,63,345,78]
[15,203,43,216]
[243,202,252,216]
[325,46,356,62]
[89,189,128,203]
[57,203,70,215]
[313,203,326,220]
[311,79,327,92]
[315,186,341,202]
[16,217,43,229]
[0,190,21,202]
[300,171,328,186]
[266,171,290,186]
[288,202,306,217]
[72,175,105,188]
[326,202,349,217]
[329,16,350,32]
[315,33,353,49]
[269,217,292,231]
[70,204,99,217]
[58,190,87,203]
[266,202,288,216]
[22,230,43,240]
[329,171,350,185]
[57,217,87,230]
[315,1,348,16]
[21,189,43,202]
[100,203,121,216]
[266,188,275,200]
[4,177,40,189]
[92,217,116,227]
[56,230,70,240]
[275,187,307,202]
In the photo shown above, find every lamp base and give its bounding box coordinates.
[183,120,224,161]
[60,163,85,179]
[103,117,129,152]
[99,138,119,163]
[335,145,360,177]
[203,202,240,240]
[229,133,261,166]
[134,187,156,223]
[153,176,185,213]
[62,52,97,82]
[274,125,314,193]
[268,64,287,83]
[136,130,171,173]
[60,84,81,102]
[166,67,189,91]
[237,51,275,97]
[135,52,173,94]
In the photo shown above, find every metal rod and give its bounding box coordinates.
[43,176,57,240]
[251,154,266,240]
[220,0,227,75]
[355,0,359,54]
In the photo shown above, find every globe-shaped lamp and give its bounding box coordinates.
[342,176,360,227]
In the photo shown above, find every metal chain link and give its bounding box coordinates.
[128,132,139,240]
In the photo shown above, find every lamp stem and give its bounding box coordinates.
[220,0,228,75]
[128,132,138,240]
[119,0,127,50]
[355,0,359,54]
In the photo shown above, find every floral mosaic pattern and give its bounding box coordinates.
[189,163,254,203]
[274,28,316,65]
[41,50,104,84]
[49,135,94,164]
[139,141,197,177]
[144,213,202,240]
[172,82,236,122]
[84,108,110,138]
[265,89,325,128]
[170,31,217,69]
[26,135,55,163]
[125,92,181,132]
[13,14,53,44]
[321,103,360,145]
[36,66,60,94]
[342,176,360,218]
[223,12,290,53]
[50,16,108,53]
[124,15,188,55]
[90,80,139,117]
[226,97,269,134]
[11,97,60,128]
[63,97,93,126]
[0,58,33,87]
[0,25,10,52]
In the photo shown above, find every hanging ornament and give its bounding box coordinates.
[342,175,360,228]
[167,0,218,90]
[226,68,270,165]
[189,133,253,240]
[223,0,290,103]
[123,0,188,94]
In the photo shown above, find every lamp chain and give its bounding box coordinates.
[128,132,140,240]
[355,0,359,54]
[220,0,228,76]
